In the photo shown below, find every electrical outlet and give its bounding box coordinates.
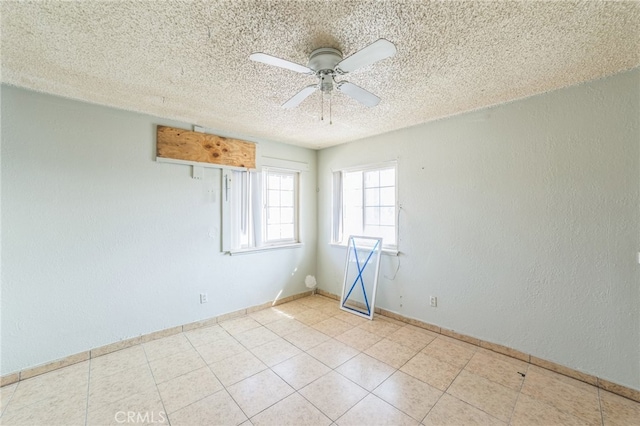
[430,296,437,308]
[200,293,208,304]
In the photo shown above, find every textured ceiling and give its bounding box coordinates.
[2,1,639,149]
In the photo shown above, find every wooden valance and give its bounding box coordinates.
[156,126,256,169]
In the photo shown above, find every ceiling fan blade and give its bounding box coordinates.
[337,81,380,107]
[336,38,397,73]
[282,85,318,109]
[249,53,313,74]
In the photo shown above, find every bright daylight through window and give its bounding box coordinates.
[333,163,397,250]
[223,168,299,253]
[264,169,297,243]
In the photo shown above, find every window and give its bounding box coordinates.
[264,169,297,243]
[223,167,299,252]
[333,162,397,250]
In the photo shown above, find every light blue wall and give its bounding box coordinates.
[317,69,640,390]
[1,86,317,374]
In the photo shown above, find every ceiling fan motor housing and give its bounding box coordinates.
[308,48,343,73]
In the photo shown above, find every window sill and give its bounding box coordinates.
[330,243,399,256]
[227,243,303,256]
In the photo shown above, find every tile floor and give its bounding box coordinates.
[1,294,638,425]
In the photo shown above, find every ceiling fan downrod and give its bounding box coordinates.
[319,73,333,125]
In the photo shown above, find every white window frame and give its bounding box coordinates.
[332,161,398,253]
[222,167,301,255]
[262,167,300,247]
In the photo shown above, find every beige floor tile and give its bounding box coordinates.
[336,393,419,426]
[520,367,601,425]
[297,295,334,309]
[335,327,382,352]
[88,364,157,409]
[209,350,267,386]
[250,337,302,367]
[294,309,331,326]
[227,369,294,418]
[87,387,166,425]
[219,316,262,336]
[249,307,292,325]
[386,325,437,352]
[527,364,597,394]
[312,317,355,337]
[447,370,519,422]
[464,350,527,391]
[315,303,343,317]
[90,345,148,381]
[0,383,17,414]
[195,335,246,364]
[1,388,87,426]
[234,326,280,349]
[283,326,331,351]
[307,338,360,369]
[156,367,223,414]
[373,371,442,421]
[143,334,193,361]
[149,348,206,383]
[272,352,331,389]
[251,392,332,426]
[358,319,401,338]
[511,393,587,426]
[477,347,529,368]
[378,315,406,327]
[399,352,461,391]
[168,389,247,426]
[8,362,89,411]
[334,311,370,327]
[299,371,368,421]
[271,302,308,317]
[422,393,505,426]
[365,339,418,369]
[184,324,230,347]
[264,318,307,336]
[336,353,395,391]
[601,389,640,426]
[421,336,476,369]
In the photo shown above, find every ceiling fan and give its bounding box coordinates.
[249,39,397,112]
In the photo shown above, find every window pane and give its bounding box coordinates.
[348,189,363,207]
[380,206,395,226]
[338,164,396,248]
[344,171,362,191]
[379,225,396,245]
[364,188,379,206]
[268,174,280,190]
[280,224,294,239]
[364,224,380,238]
[280,174,294,190]
[267,225,280,241]
[379,168,395,186]
[281,207,294,224]
[379,187,395,206]
[267,207,280,224]
[263,170,298,244]
[364,206,379,226]
[267,190,280,206]
[281,190,294,207]
[364,170,379,188]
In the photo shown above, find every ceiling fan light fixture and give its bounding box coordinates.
[249,38,396,112]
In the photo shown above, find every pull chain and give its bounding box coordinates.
[329,90,333,125]
[320,81,324,121]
